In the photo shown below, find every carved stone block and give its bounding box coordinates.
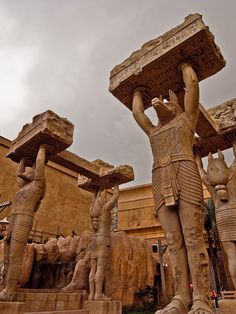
[109,13,225,110]
[83,300,122,314]
[218,299,236,314]
[7,110,74,163]
[194,98,236,157]
[78,160,134,192]
[0,302,24,314]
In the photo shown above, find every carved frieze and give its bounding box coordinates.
[109,13,225,110]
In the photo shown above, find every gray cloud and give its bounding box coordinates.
[0,0,235,186]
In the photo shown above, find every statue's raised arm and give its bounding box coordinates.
[132,87,154,136]
[180,61,199,130]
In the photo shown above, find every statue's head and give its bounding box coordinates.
[207,150,230,202]
[91,217,99,231]
[152,90,182,125]
[17,167,35,186]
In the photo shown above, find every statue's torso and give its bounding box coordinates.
[149,113,194,163]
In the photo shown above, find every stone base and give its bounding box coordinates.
[0,302,24,314]
[83,300,122,314]
[218,299,236,314]
[12,291,87,312]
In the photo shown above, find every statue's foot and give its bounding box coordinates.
[94,293,111,301]
[88,293,94,301]
[155,296,189,314]
[188,297,215,314]
[0,288,8,301]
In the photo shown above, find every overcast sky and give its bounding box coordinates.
[0,0,235,187]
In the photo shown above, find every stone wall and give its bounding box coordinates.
[0,136,92,240]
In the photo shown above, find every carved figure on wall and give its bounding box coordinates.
[0,144,47,300]
[88,185,119,301]
[195,144,236,289]
[132,62,213,313]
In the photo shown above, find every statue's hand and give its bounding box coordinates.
[178,59,193,72]
[133,85,151,98]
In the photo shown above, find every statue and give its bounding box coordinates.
[0,144,47,300]
[88,185,119,301]
[195,144,236,289]
[132,61,214,313]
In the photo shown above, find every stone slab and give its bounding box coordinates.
[7,110,74,164]
[49,151,101,179]
[194,98,236,157]
[109,13,225,110]
[25,311,88,314]
[12,291,88,312]
[218,299,236,314]
[83,300,122,314]
[78,160,134,192]
[0,301,24,314]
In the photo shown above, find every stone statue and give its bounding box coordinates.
[88,185,119,301]
[195,145,236,289]
[0,144,47,300]
[132,61,214,313]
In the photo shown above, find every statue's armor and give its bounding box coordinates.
[150,113,203,214]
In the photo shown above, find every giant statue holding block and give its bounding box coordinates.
[109,13,227,314]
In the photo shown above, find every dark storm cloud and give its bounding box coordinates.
[0,0,235,186]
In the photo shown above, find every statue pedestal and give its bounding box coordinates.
[0,302,24,314]
[218,299,236,314]
[83,300,122,314]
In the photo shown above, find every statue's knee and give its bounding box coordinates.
[165,232,183,251]
[183,227,203,248]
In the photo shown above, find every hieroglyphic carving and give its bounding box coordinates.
[194,98,236,157]
[109,13,225,110]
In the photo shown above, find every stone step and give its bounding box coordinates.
[12,291,88,313]
[25,310,89,314]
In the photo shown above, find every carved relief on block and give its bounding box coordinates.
[194,98,236,157]
[109,13,225,110]
[78,159,134,192]
[7,110,74,163]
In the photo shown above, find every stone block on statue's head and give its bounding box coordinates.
[7,110,74,164]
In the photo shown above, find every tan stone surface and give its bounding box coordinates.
[7,110,74,164]
[218,299,236,314]
[78,160,134,192]
[83,300,122,314]
[194,98,236,157]
[0,136,92,239]
[45,238,60,263]
[33,244,48,262]
[57,235,80,262]
[12,291,87,312]
[105,231,156,305]
[20,244,35,287]
[49,150,101,179]
[0,302,24,314]
[109,13,225,110]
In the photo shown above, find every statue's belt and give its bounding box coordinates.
[153,154,195,169]
[152,154,195,207]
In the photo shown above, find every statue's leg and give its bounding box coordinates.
[221,241,236,289]
[179,200,214,314]
[88,258,96,300]
[155,205,191,314]
[1,215,14,289]
[0,213,33,300]
[1,238,10,289]
[94,257,111,301]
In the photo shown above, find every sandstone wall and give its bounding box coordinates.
[0,136,92,240]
